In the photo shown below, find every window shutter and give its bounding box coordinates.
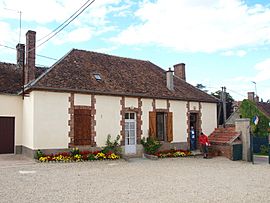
[149,112,156,138]
[167,112,173,142]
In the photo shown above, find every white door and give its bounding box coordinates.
[125,112,136,154]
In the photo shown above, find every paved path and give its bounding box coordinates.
[0,155,269,203]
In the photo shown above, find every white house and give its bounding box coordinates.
[0,30,217,157]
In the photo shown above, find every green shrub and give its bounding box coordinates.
[35,149,44,159]
[87,153,96,161]
[141,137,162,155]
[260,145,269,155]
[102,134,122,155]
[240,99,270,136]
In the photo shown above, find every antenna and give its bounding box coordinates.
[251,81,257,97]
[4,8,22,43]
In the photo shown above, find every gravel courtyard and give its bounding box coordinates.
[0,155,269,203]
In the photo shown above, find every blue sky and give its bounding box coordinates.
[0,0,270,101]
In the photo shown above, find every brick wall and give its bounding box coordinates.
[210,144,232,159]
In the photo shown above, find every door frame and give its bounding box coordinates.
[189,112,199,150]
[124,112,137,154]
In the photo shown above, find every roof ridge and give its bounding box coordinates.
[0,61,16,66]
[73,48,150,63]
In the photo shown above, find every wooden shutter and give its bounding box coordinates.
[149,112,156,138]
[74,109,91,145]
[167,112,173,142]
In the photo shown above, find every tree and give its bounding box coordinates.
[211,90,235,125]
[195,84,208,93]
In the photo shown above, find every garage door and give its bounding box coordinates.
[0,117,15,154]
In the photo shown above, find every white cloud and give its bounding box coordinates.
[0,0,123,47]
[222,50,247,57]
[95,46,118,53]
[254,58,270,82]
[112,0,270,53]
[53,27,94,45]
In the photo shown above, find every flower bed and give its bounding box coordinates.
[37,148,120,163]
[154,149,192,158]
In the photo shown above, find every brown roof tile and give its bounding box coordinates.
[30,49,217,102]
[0,62,47,94]
[209,127,241,144]
[256,102,270,118]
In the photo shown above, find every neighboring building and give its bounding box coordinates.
[0,30,218,157]
[226,92,270,125]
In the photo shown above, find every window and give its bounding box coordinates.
[125,112,135,119]
[156,112,167,141]
[125,112,136,145]
[149,111,173,142]
[93,73,101,81]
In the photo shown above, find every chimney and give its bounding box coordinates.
[25,30,36,84]
[16,43,25,68]
[173,63,186,81]
[255,95,259,103]
[166,68,174,91]
[247,92,255,102]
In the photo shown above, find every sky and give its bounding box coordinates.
[0,0,270,101]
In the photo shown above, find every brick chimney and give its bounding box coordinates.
[16,43,25,68]
[173,63,186,81]
[25,30,36,84]
[255,95,259,103]
[247,92,254,102]
[166,68,174,91]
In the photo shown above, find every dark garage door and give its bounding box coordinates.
[0,117,15,154]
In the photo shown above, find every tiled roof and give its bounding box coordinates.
[30,49,217,102]
[208,127,241,144]
[0,62,47,94]
[256,102,270,118]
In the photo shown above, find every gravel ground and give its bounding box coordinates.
[0,156,269,203]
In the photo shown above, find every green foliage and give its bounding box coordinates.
[102,134,122,155]
[240,99,270,136]
[195,84,208,93]
[259,145,269,156]
[141,137,162,155]
[35,149,44,159]
[87,153,96,161]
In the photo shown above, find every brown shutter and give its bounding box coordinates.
[149,112,156,138]
[74,109,91,145]
[167,112,173,142]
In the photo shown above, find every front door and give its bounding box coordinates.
[0,117,15,154]
[190,113,198,150]
[125,112,136,154]
[74,108,91,145]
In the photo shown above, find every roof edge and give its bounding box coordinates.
[25,86,218,103]
[23,49,75,93]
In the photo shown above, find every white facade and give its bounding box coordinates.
[1,90,217,154]
[125,97,138,108]
[170,100,188,142]
[22,92,34,149]
[201,102,217,135]
[141,98,153,137]
[74,94,91,106]
[0,94,23,146]
[95,95,122,146]
[32,91,70,149]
